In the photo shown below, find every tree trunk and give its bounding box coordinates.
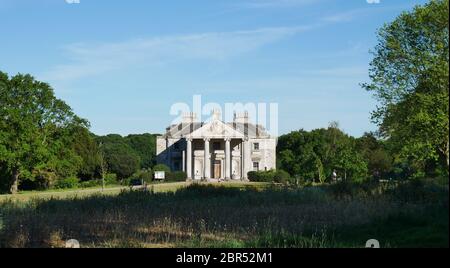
[10,169,19,194]
[439,140,449,170]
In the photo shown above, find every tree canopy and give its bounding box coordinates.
[277,123,370,183]
[363,0,449,177]
[0,72,88,193]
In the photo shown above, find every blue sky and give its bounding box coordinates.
[0,0,428,137]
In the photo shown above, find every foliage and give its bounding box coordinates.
[0,72,88,193]
[166,171,187,182]
[277,123,368,183]
[131,168,153,183]
[153,164,171,173]
[79,174,119,188]
[248,170,276,182]
[248,169,292,184]
[124,134,157,169]
[72,127,102,180]
[363,0,449,177]
[96,135,140,180]
[53,177,80,190]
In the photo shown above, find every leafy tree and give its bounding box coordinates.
[72,127,102,180]
[277,124,368,183]
[356,133,393,180]
[315,158,326,184]
[96,135,140,180]
[363,0,449,177]
[124,133,156,169]
[0,72,87,193]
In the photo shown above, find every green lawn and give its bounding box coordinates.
[0,181,269,202]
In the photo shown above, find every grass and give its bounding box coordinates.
[0,181,448,248]
[0,181,269,202]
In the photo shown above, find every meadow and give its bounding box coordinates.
[0,180,448,248]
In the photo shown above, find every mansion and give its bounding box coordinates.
[156,110,277,181]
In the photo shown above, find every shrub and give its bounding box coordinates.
[274,170,291,184]
[153,164,171,173]
[104,173,118,185]
[248,170,292,183]
[54,177,80,189]
[79,173,119,188]
[131,169,153,183]
[31,170,58,190]
[79,180,102,188]
[166,171,187,182]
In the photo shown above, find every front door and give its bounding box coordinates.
[214,160,221,179]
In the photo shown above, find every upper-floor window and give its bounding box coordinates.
[253,143,260,151]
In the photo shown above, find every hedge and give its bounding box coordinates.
[248,169,292,184]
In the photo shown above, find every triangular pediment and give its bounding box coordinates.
[187,120,244,139]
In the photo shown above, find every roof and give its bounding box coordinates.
[160,119,270,139]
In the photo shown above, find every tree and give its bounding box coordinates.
[277,125,369,183]
[124,134,157,169]
[363,0,449,176]
[315,158,326,184]
[96,135,140,179]
[356,132,393,179]
[0,72,87,193]
[72,127,102,180]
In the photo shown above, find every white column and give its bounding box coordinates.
[243,138,250,180]
[225,138,231,180]
[204,138,210,180]
[186,138,192,180]
[182,150,186,172]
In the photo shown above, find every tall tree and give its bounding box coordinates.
[363,0,449,176]
[0,72,87,193]
[96,134,140,179]
[72,127,102,180]
[124,133,156,169]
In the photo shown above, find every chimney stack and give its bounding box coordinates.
[181,112,197,124]
[233,111,249,124]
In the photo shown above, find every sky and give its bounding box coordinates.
[0,0,428,137]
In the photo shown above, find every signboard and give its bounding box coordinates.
[154,171,165,180]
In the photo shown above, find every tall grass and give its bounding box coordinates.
[0,181,448,248]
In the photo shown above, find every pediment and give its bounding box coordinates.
[187,120,244,139]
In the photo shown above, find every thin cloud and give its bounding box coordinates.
[41,25,314,83]
[234,0,319,9]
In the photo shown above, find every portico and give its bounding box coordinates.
[156,110,276,181]
[185,136,250,181]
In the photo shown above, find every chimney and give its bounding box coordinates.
[233,111,249,124]
[181,112,197,124]
[211,109,222,121]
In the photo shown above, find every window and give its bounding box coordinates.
[253,162,259,171]
[213,142,221,150]
[253,143,260,151]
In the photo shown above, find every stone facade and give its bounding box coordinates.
[156,110,277,181]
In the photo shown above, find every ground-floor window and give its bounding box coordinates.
[253,162,260,171]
